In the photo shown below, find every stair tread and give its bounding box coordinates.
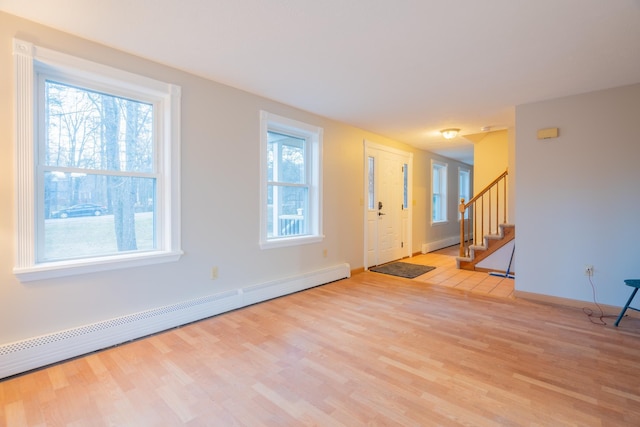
[458,224,515,271]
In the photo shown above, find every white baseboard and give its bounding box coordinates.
[422,236,460,254]
[0,263,350,380]
[242,264,350,306]
[514,290,633,317]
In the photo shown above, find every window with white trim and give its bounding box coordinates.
[13,39,182,281]
[259,111,323,248]
[431,160,448,223]
[459,167,471,220]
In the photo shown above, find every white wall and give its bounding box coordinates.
[473,130,509,192]
[0,12,468,357]
[515,83,640,306]
[470,130,513,272]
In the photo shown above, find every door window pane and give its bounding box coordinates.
[368,156,375,210]
[403,163,408,209]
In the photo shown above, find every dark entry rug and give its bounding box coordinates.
[369,262,435,279]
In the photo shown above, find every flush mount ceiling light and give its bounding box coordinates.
[440,128,460,140]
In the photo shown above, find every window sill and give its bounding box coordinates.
[14,250,183,282]
[260,235,324,250]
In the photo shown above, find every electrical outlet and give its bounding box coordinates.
[584,265,594,276]
[211,266,218,280]
[323,249,328,258]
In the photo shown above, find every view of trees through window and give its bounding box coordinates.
[43,80,156,261]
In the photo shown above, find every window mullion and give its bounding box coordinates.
[42,165,157,179]
[267,181,307,188]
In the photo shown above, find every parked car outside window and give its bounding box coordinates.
[51,204,107,219]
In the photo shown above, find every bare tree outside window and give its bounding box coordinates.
[43,81,155,260]
[13,39,181,281]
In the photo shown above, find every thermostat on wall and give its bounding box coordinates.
[537,127,559,139]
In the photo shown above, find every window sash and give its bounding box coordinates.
[432,161,448,223]
[41,78,157,174]
[37,74,161,262]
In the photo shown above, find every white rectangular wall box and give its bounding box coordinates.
[537,127,559,139]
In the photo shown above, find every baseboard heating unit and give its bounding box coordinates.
[0,263,350,379]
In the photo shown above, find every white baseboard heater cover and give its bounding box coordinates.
[0,263,350,379]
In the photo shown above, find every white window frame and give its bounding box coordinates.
[431,160,448,224]
[12,39,182,281]
[458,167,471,220]
[259,111,323,249]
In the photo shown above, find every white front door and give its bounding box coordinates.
[364,141,412,268]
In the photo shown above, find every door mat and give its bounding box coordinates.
[369,262,435,279]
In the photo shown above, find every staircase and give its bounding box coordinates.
[456,169,514,272]
[457,223,515,271]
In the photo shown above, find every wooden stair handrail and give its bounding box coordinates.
[464,169,508,207]
[459,169,509,258]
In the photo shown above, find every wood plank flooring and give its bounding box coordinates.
[2,264,640,425]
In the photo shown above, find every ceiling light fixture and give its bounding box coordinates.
[440,128,460,140]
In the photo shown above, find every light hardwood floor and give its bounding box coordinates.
[403,245,515,298]
[2,253,639,426]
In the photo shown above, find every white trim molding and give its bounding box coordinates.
[12,39,183,281]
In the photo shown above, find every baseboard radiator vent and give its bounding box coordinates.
[0,263,350,380]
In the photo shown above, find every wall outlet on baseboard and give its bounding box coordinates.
[211,266,219,280]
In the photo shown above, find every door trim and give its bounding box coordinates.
[363,140,413,269]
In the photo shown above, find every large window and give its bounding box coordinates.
[431,160,448,224]
[259,111,323,248]
[13,39,182,281]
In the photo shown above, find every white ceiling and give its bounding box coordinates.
[2,0,639,164]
